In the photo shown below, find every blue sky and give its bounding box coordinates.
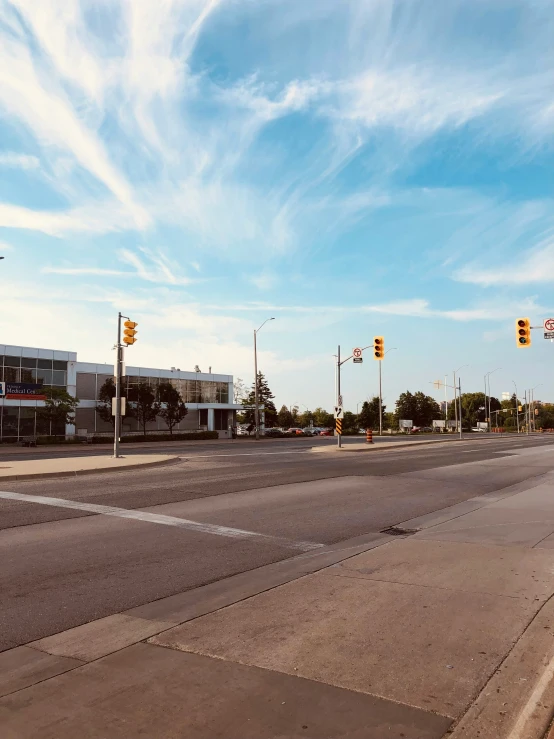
[0,0,553,410]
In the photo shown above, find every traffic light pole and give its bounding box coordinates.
[378,361,382,436]
[337,345,341,449]
[114,312,122,459]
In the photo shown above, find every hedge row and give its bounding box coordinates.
[90,431,219,443]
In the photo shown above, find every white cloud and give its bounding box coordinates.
[42,266,131,277]
[0,152,40,170]
[0,200,136,236]
[454,236,554,286]
[0,240,14,252]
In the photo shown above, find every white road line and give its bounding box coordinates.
[0,491,323,552]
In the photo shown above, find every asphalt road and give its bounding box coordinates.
[0,432,477,461]
[2,434,553,652]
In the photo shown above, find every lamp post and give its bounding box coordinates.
[253,318,275,440]
[379,348,397,435]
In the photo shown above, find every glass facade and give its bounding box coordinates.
[124,376,228,404]
[0,355,69,439]
[0,355,68,387]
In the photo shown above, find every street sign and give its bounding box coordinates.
[545,332,554,340]
[334,406,343,419]
[338,394,343,406]
[353,357,363,364]
[352,347,362,359]
[544,318,554,331]
[0,382,4,397]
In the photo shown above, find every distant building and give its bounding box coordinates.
[0,344,242,440]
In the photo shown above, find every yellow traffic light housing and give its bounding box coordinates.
[373,336,384,360]
[123,320,138,345]
[515,318,531,348]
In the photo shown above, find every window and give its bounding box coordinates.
[53,360,67,371]
[35,368,52,385]
[5,356,20,368]
[1,407,19,437]
[216,382,229,403]
[4,367,18,382]
[21,357,37,369]
[19,408,35,437]
[20,368,34,383]
[38,359,53,369]
[52,370,67,386]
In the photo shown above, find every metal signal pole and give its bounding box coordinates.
[114,312,122,459]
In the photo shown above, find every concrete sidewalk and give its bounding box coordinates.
[2,468,554,736]
[0,454,179,481]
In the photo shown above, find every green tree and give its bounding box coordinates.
[239,372,277,427]
[395,391,441,427]
[358,397,384,430]
[342,410,359,435]
[158,381,188,435]
[37,387,79,436]
[96,377,117,429]
[128,382,160,436]
[298,409,315,428]
[277,405,294,428]
[313,407,334,428]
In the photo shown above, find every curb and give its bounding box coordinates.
[0,456,181,482]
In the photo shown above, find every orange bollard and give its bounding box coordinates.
[366,429,373,444]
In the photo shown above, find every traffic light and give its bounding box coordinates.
[515,318,531,348]
[123,320,138,345]
[373,336,385,360]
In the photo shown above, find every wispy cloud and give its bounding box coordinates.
[43,247,195,286]
[454,235,554,287]
[0,152,40,170]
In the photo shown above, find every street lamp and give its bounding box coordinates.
[378,347,397,436]
[253,318,275,440]
[484,368,501,432]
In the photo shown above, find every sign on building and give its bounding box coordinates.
[3,383,46,400]
[0,382,4,397]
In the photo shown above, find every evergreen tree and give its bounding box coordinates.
[277,405,294,428]
[158,381,188,435]
[240,372,277,427]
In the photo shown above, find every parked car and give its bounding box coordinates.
[286,427,304,435]
[471,427,487,432]
[263,428,284,437]
[420,427,433,432]
[319,429,333,436]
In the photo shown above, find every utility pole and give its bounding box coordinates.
[453,371,458,434]
[114,312,123,459]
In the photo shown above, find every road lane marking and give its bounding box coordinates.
[0,491,323,552]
